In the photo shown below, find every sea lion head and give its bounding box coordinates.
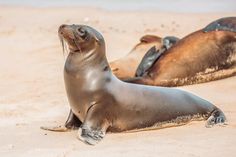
[58,24,105,55]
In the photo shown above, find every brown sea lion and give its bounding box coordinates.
[127,17,236,87]
[41,24,226,145]
[110,35,179,79]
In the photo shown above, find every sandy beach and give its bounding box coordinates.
[0,5,235,157]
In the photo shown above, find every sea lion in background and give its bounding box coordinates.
[125,17,236,87]
[110,35,179,79]
[42,24,226,145]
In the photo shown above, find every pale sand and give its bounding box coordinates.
[0,6,235,157]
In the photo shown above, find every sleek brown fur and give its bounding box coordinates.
[127,17,236,86]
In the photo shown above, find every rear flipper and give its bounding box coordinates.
[40,109,82,132]
[206,108,227,128]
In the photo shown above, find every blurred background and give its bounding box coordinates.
[0,0,235,12]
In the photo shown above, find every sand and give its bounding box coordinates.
[0,6,235,157]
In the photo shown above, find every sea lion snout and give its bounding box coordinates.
[59,24,67,29]
[58,24,89,41]
[58,24,75,38]
[58,24,67,35]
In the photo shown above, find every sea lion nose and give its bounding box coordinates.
[59,24,67,30]
[58,24,68,35]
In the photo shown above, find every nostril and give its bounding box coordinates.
[59,24,67,35]
[59,24,67,30]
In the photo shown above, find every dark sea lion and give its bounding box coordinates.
[135,36,179,77]
[42,24,226,145]
[126,17,236,87]
[110,35,179,79]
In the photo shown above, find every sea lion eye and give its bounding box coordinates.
[77,28,87,38]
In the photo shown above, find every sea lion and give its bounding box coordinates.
[127,17,236,87]
[110,35,179,79]
[42,24,226,145]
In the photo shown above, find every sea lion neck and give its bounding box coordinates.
[65,47,110,73]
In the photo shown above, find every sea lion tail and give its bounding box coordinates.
[206,108,227,128]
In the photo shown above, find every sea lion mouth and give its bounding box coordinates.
[58,25,83,54]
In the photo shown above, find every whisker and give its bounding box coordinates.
[59,34,69,59]
[64,39,69,55]
[59,35,65,57]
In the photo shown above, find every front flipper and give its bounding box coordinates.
[135,36,179,77]
[77,105,110,145]
[77,126,106,145]
[135,46,165,77]
[64,110,82,129]
[40,110,82,132]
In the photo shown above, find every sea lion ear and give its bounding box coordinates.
[92,29,104,43]
[94,36,100,42]
[94,35,104,44]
